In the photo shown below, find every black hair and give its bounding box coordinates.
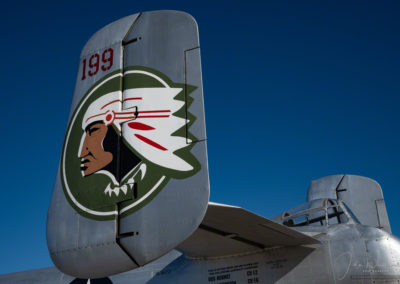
[102,124,141,182]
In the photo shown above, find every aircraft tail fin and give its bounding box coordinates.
[178,202,319,258]
[307,174,391,233]
[47,10,209,278]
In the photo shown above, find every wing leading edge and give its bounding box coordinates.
[177,202,320,258]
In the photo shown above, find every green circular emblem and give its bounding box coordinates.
[61,67,200,220]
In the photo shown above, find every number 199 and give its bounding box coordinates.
[81,48,114,80]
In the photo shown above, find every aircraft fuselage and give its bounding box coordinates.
[151,224,400,283]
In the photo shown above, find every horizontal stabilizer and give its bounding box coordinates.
[178,202,319,258]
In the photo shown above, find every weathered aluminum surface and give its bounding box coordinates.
[47,10,209,279]
[118,10,209,266]
[30,10,400,284]
[47,13,140,278]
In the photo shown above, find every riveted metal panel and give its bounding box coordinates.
[117,10,209,266]
[47,13,140,278]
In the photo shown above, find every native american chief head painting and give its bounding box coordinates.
[79,91,141,182]
[77,81,194,196]
[61,69,201,219]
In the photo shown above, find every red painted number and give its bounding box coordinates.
[101,48,113,71]
[88,53,99,76]
[81,48,114,80]
[81,59,87,80]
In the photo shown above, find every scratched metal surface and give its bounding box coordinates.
[47,13,140,278]
[46,10,209,279]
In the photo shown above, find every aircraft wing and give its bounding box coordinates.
[177,202,320,258]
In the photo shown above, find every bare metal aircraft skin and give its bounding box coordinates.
[1,10,400,284]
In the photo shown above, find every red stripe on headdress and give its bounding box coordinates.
[128,122,155,131]
[134,134,167,151]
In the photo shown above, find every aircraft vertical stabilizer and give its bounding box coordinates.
[47,10,209,278]
[307,174,391,233]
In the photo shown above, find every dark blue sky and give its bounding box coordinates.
[1,0,399,274]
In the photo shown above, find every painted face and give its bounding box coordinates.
[79,122,113,176]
